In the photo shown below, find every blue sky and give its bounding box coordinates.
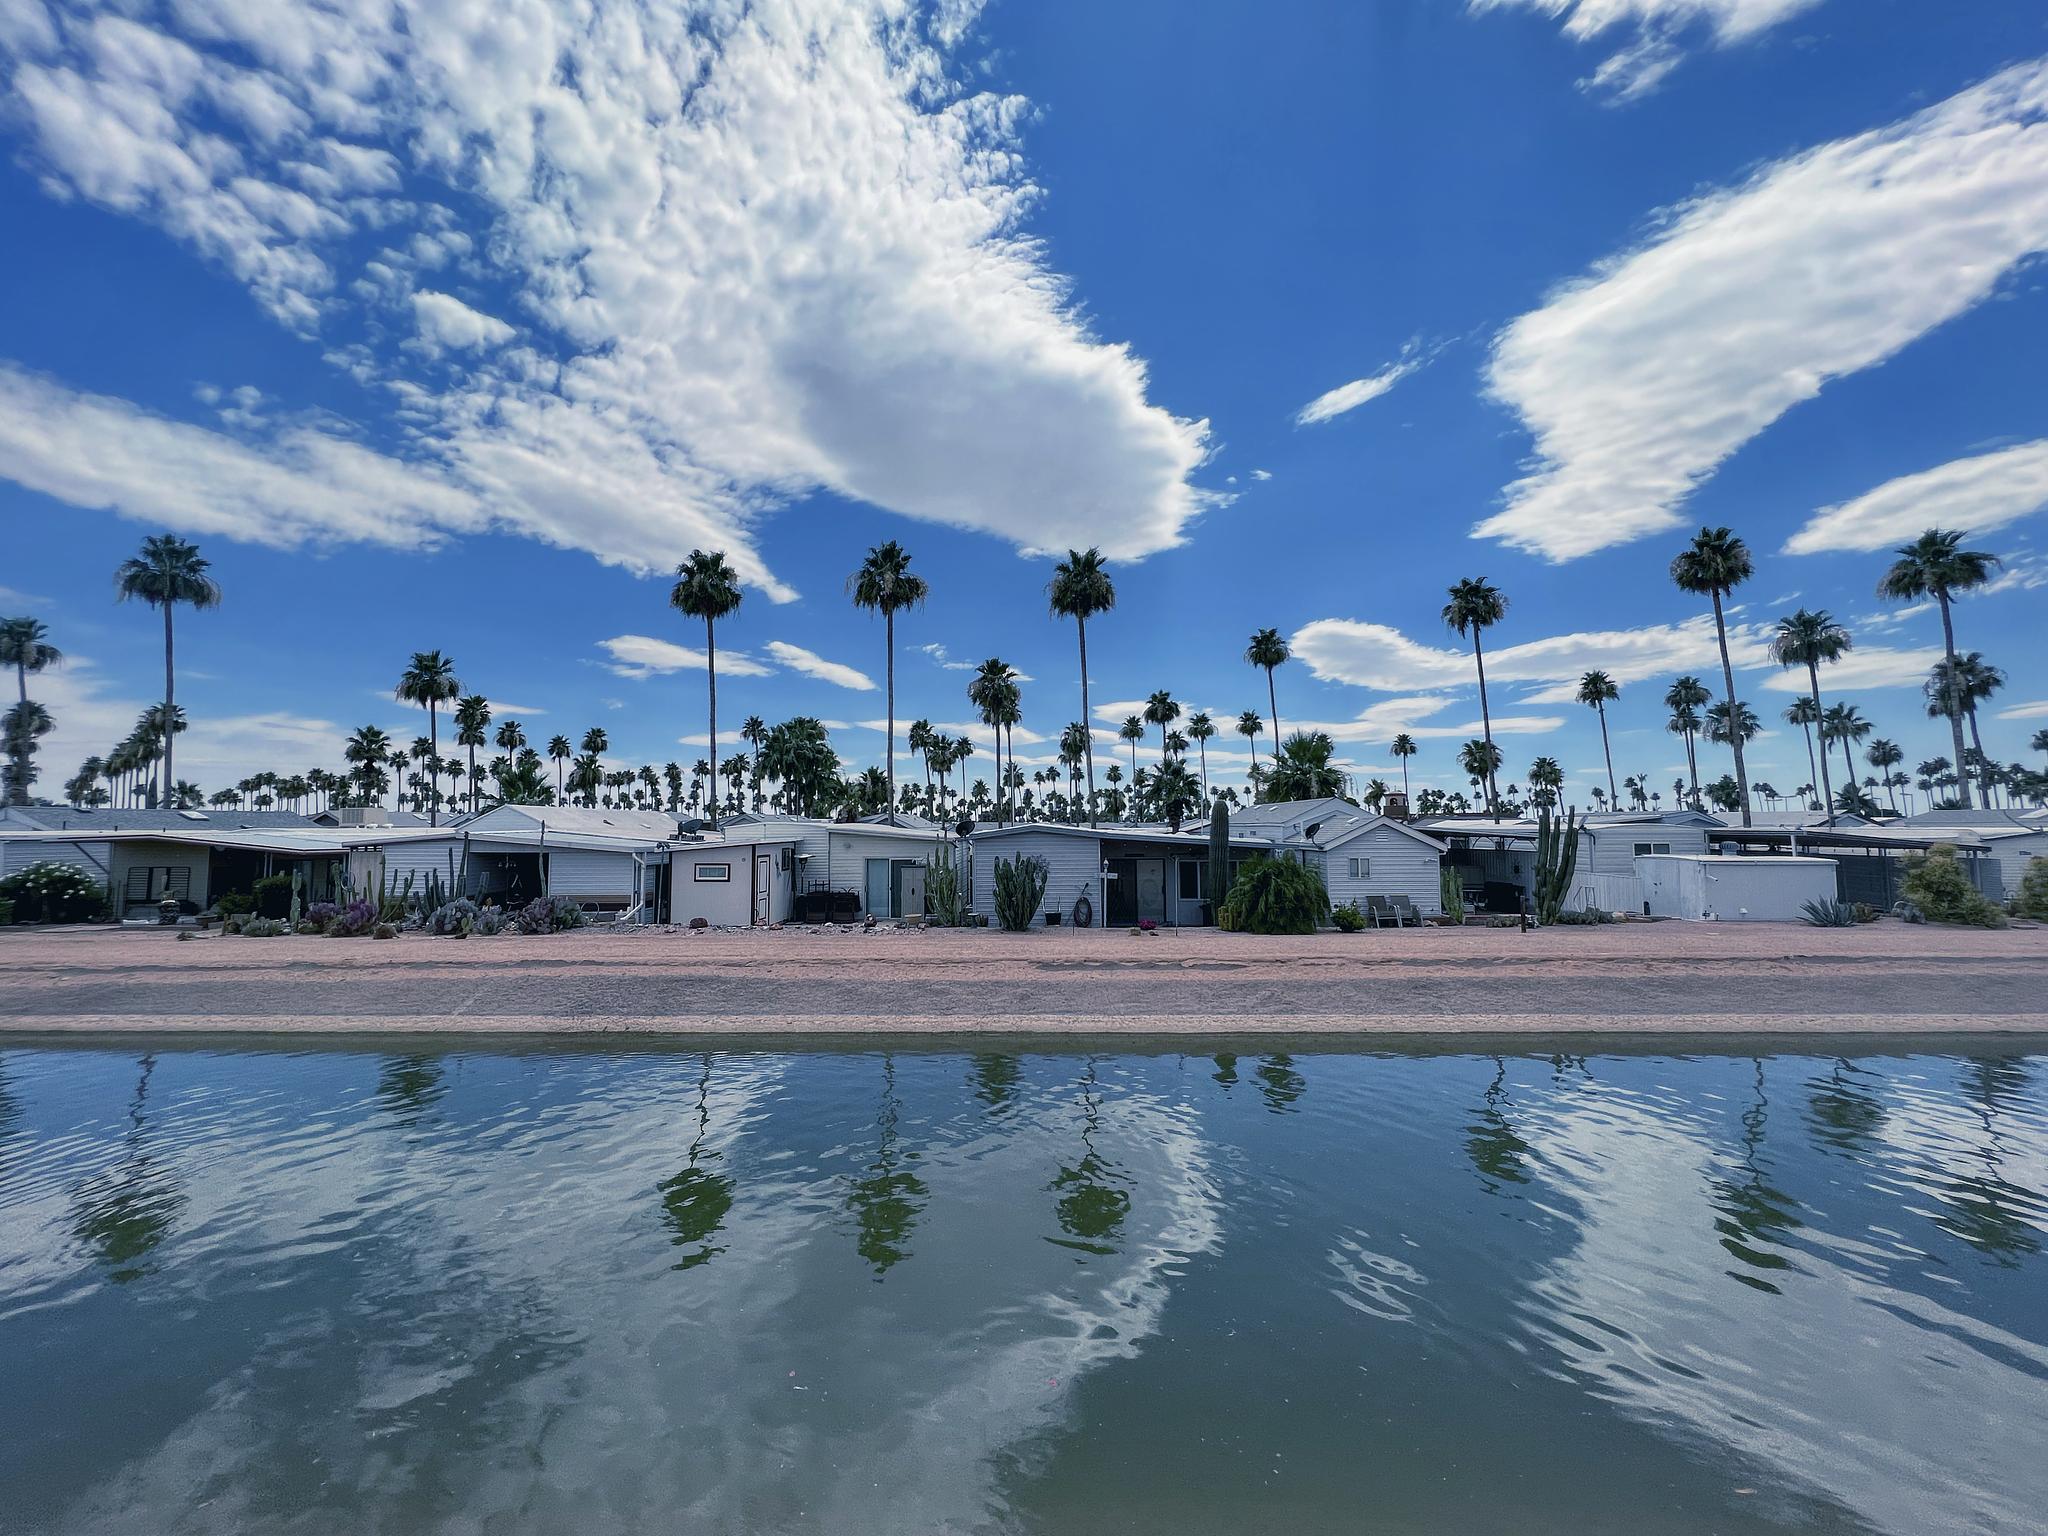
[2,0,2045,805]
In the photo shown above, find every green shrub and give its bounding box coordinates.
[251,873,294,920]
[0,896,12,926]
[1331,901,1366,932]
[1901,845,2008,929]
[2016,857,2048,921]
[214,890,255,918]
[0,861,111,924]
[240,916,289,937]
[924,850,965,926]
[1217,857,1329,935]
[1439,866,1466,925]
[992,854,1049,932]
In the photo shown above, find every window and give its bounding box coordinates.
[1177,860,1205,900]
[1633,842,1672,857]
[1346,856,1370,879]
[693,862,732,882]
[124,865,191,902]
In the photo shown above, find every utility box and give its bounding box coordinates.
[1636,854,1839,922]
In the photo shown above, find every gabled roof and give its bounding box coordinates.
[1311,815,1449,854]
[0,806,320,832]
[1899,808,2045,831]
[458,804,681,838]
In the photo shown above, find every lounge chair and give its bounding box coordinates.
[1389,895,1421,927]
[1365,895,1402,929]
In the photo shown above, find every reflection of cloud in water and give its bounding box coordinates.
[1327,1233,1425,1322]
[1523,1083,2048,1536]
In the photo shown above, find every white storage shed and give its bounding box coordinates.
[1636,854,1839,922]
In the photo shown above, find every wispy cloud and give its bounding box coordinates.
[763,640,876,691]
[1995,700,2048,721]
[1786,440,2048,554]
[1478,61,2048,561]
[1295,344,1426,426]
[1470,0,1821,102]
[598,634,774,681]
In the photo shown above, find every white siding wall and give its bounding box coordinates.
[547,849,641,902]
[973,833,1104,927]
[110,842,212,913]
[672,850,754,926]
[1321,826,1444,914]
[1585,824,1708,879]
[1985,836,2048,900]
[0,839,110,888]
[369,839,468,901]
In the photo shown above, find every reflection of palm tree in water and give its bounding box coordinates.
[970,1054,1021,1113]
[1710,1058,1803,1294]
[70,1054,185,1284]
[1255,1054,1305,1113]
[1049,1059,1132,1256]
[1211,1054,1238,1089]
[849,1055,926,1276]
[1805,1057,1886,1156]
[661,1054,736,1271]
[376,1054,446,1120]
[1466,1056,1531,1191]
[1928,1057,2040,1266]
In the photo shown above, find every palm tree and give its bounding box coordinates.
[1670,527,1754,826]
[1878,530,1999,809]
[0,617,61,806]
[741,716,768,810]
[1237,711,1265,789]
[1118,715,1145,806]
[849,540,928,826]
[1442,579,1507,813]
[1820,703,1870,798]
[1264,731,1344,802]
[1459,738,1502,806]
[1663,677,1709,810]
[1575,670,1620,805]
[968,659,1022,824]
[114,535,220,808]
[394,653,462,825]
[1389,733,1417,804]
[344,725,392,806]
[1926,652,2005,807]
[1782,696,1822,810]
[1244,628,1290,749]
[1866,738,1904,815]
[451,694,491,816]
[546,735,571,802]
[1048,549,1115,828]
[1705,699,1761,763]
[1528,754,1564,808]
[670,550,743,830]
[1143,690,1181,777]
[1769,608,1851,819]
[1186,710,1216,807]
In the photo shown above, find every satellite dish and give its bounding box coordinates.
[1303,821,1322,841]
[956,818,975,839]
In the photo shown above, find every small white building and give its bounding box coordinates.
[1637,854,1839,922]
[732,815,953,920]
[1895,811,2048,901]
[1420,810,1719,915]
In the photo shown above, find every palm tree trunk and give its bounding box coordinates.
[1198,740,1209,807]
[1471,631,1498,814]
[1684,729,1699,808]
[1710,590,1751,826]
[1598,703,1616,802]
[705,616,720,832]
[884,609,896,825]
[1935,592,1972,809]
[161,602,175,808]
[1266,668,1281,754]
[1078,617,1097,828]
[429,702,441,826]
[1967,706,1993,807]
[1808,662,1833,816]
[1798,721,1818,810]
[1839,737,1857,801]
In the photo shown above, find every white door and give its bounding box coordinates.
[1136,858,1167,923]
[755,856,773,924]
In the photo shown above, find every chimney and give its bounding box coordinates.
[1384,790,1410,821]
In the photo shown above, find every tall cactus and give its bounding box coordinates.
[1208,799,1231,923]
[1533,804,1581,924]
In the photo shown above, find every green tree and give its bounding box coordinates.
[1784,696,1822,811]
[1878,529,1999,809]
[1575,670,1621,805]
[1442,579,1507,813]
[1238,710,1265,792]
[1143,689,1181,777]
[396,652,462,825]
[759,717,839,817]
[1245,627,1290,750]
[1263,730,1345,802]
[1820,703,1871,800]
[1770,608,1852,817]
[344,724,392,805]
[1186,710,1216,808]
[1048,548,1115,828]
[114,535,219,808]
[849,540,928,826]
[1925,652,2005,809]
[453,694,491,815]
[0,617,61,806]
[1527,754,1564,808]
[670,550,744,830]
[547,735,571,803]
[1670,527,1754,826]
[1664,676,1710,809]
[1118,715,1146,807]
[968,659,1022,823]
[1389,732,1417,803]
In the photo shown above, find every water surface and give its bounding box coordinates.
[2,1038,2045,1534]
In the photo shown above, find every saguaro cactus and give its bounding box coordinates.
[1533,804,1581,924]
[1208,799,1231,923]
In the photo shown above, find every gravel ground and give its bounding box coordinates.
[1,920,2043,1036]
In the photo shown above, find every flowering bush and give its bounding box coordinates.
[0,861,110,924]
[327,899,377,937]
[305,902,341,928]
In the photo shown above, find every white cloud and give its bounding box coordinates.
[1786,440,2048,554]
[598,634,774,681]
[1996,700,2048,721]
[1470,0,1820,101]
[1478,60,2048,560]
[0,0,1211,589]
[914,641,977,671]
[482,700,548,717]
[408,290,515,353]
[1757,646,1945,694]
[1292,612,1775,702]
[1981,551,2048,595]
[1250,468,1271,481]
[763,640,876,691]
[1295,349,1422,426]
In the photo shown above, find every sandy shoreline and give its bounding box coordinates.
[1,921,2044,1037]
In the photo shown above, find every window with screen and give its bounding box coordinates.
[1347,857,1370,879]
[693,862,732,882]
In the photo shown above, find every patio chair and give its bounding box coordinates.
[1389,895,1421,927]
[1365,895,1401,929]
